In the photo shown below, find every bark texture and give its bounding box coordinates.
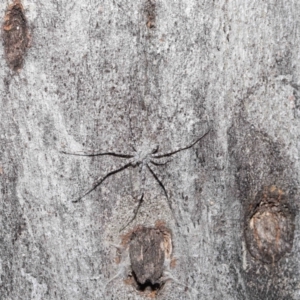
[1,0,300,299]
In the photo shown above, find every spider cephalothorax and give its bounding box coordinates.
[130,144,159,166]
[62,129,210,228]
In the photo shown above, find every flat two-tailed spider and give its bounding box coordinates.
[62,128,210,228]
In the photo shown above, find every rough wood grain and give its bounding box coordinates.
[1,0,300,299]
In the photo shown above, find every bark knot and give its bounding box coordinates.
[245,186,295,264]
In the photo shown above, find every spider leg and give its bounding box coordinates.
[73,161,133,203]
[152,144,159,154]
[120,163,147,231]
[146,163,179,227]
[61,149,134,159]
[152,128,210,158]
[119,194,144,232]
[146,164,168,199]
[129,144,136,152]
[150,157,173,166]
[140,162,146,195]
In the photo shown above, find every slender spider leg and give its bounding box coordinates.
[146,163,169,199]
[120,194,144,232]
[73,161,133,203]
[150,158,173,166]
[129,144,136,152]
[153,128,210,158]
[152,144,159,154]
[61,150,134,159]
[146,164,179,226]
[140,162,147,195]
[120,163,147,231]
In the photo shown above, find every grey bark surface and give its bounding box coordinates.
[1,0,300,299]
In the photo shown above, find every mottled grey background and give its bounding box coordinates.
[1,0,300,299]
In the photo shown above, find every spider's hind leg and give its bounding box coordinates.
[146,164,179,227]
[120,194,144,232]
[120,164,147,232]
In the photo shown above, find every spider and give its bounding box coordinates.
[62,128,210,228]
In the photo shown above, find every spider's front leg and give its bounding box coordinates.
[150,157,174,166]
[60,148,135,158]
[60,146,136,202]
[72,159,135,203]
[152,128,210,159]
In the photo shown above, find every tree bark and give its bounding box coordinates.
[1,0,300,299]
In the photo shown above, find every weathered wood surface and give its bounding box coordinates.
[1,0,300,299]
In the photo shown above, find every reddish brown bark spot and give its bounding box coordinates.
[2,0,30,71]
[245,186,295,264]
[145,0,156,29]
[122,222,172,295]
[130,226,165,289]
